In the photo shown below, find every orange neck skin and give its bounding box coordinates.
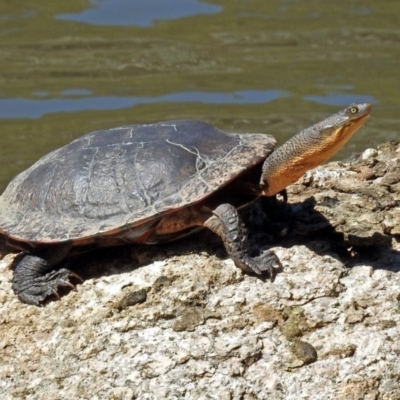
[260,103,371,197]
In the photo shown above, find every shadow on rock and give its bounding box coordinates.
[71,193,400,285]
[273,196,400,274]
[5,190,398,305]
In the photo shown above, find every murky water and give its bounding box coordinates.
[1,0,399,191]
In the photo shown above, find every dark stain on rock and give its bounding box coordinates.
[292,340,318,364]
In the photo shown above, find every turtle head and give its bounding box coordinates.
[260,103,371,197]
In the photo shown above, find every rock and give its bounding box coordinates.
[1,143,400,399]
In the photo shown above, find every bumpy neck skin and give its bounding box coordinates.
[260,103,371,197]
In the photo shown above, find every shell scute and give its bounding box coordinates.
[0,120,276,243]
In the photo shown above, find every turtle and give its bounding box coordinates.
[0,103,371,305]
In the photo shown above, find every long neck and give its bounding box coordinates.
[260,111,369,197]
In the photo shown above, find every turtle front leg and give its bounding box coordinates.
[11,244,79,305]
[204,204,280,279]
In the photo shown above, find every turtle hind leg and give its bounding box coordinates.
[204,203,281,279]
[11,244,80,305]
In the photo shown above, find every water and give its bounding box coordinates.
[57,0,223,27]
[0,0,399,191]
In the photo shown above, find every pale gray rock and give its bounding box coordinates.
[1,143,400,399]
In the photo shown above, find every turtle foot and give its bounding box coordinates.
[12,255,81,305]
[205,203,280,280]
[243,250,281,280]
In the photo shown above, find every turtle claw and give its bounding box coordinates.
[234,250,280,281]
[12,255,81,305]
[206,203,281,281]
[14,268,80,305]
[250,250,281,281]
[69,271,84,283]
[51,289,61,300]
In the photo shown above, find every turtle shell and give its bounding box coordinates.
[0,120,276,244]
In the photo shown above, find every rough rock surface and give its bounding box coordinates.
[1,143,400,400]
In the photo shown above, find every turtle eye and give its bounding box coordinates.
[349,106,358,114]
